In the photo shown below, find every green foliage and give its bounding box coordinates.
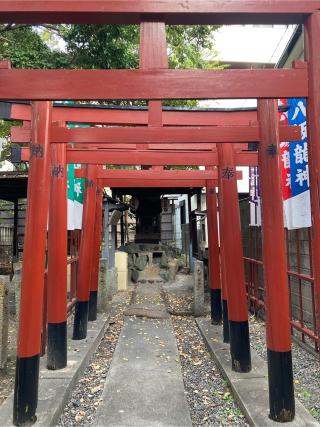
[0,25,69,69]
[62,25,140,69]
[0,120,15,139]
[0,24,222,168]
[166,25,220,70]
[0,120,20,162]
[61,24,220,71]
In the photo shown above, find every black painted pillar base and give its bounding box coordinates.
[88,291,98,322]
[267,349,295,422]
[229,320,251,372]
[210,288,222,324]
[47,321,67,370]
[13,354,39,426]
[72,301,89,340]
[222,299,230,343]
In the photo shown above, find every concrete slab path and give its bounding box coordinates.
[197,318,319,427]
[0,314,110,427]
[94,282,192,427]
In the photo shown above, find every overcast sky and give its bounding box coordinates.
[204,25,298,191]
[213,24,296,64]
[200,24,297,109]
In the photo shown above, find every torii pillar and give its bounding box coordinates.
[305,12,320,349]
[217,186,230,343]
[73,165,98,339]
[13,102,52,426]
[47,142,68,369]
[217,143,251,372]
[258,99,294,421]
[206,179,222,324]
[88,186,103,321]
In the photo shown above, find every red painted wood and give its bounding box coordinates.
[13,124,300,145]
[0,68,308,100]
[49,125,301,144]
[67,150,257,166]
[20,146,258,166]
[148,101,163,127]
[0,60,11,69]
[140,22,168,70]
[258,99,291,352]
[99,179,210,188]
[206,180,220,291]
[76,165,98,302]
[140,22,167,155]
[0,1,318,25]
[18,142,250,152]
[90,187,103,293]
[137,143,248,150]
[11,127,30,143]
[217,143,248,323]
[304,12,320,343]
[96,169,224,180]
[47,143,67,324]
[218,184,228,302]
[3,102,260,125]
[17,102,52,358]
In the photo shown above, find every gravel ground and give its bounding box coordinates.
[172,315,248,426]
[59,290,131,426]
[0,317,17,404]
[249,315,320,422]
[59,276,248,427]
[163,276,247,426]
[4,272,318,427]
[164,292,194,315]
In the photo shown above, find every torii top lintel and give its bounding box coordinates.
[0,101,269,126]
[1,1,320,24]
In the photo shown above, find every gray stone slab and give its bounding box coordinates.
[0,278,9,369]
[39,317,107,380]
[197,318,319,427]
[0,314,110,427]
[98,258,109,313]
[193,260,204,316]
[94,281,190,426]
[94,316,192,427]
[198,321,268,380]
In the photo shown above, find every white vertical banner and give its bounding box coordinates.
[249,99,311,230]
[73,164,85,229]
[67,164,75,230]
[280,98,311,230]
[249,166,261,226]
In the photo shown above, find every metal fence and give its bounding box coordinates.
[0,225,13,274]
[240,199,319,352]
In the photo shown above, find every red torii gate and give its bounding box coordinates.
[1,3,320,425]
[14,105,300,380]
[12,101,299,424]
[16,114,298,364]
[0,100,270,125]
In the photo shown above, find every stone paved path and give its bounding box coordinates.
[94,281,192,426]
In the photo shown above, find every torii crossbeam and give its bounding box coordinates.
[1,1,320,24]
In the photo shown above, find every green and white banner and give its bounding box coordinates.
[56,102,89,230]
[67,121,88,230]
[67,163,85,230]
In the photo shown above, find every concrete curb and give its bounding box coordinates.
[0,314,110,427]
[196,318,319,427]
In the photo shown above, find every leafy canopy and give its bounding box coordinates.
[0,24,221,163]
